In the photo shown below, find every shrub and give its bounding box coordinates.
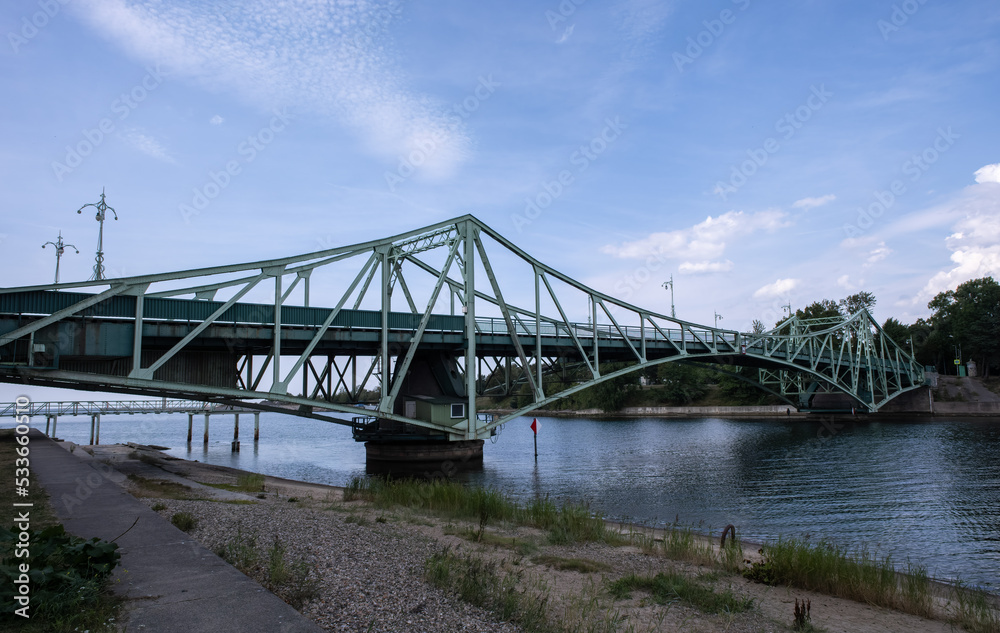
[0,525,121,628]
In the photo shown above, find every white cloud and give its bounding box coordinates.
[556,25,574,44]
[679,260,733,274]
[974,163,1000,184]
[210,115,224,125]
[73,0,470,180]
[792,194,836,210]
[916,170,1000,302]
[865,241,892,266]
[837,274,855,290]
[753,278,799,300]
[602,210,788,272]
[122,129,174,163]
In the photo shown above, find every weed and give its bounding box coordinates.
[793,598,811,630]
[425,548,550,632]
[0,525,122,631]
[151,502,167,511]
[215,525,259,573]
[170,512,197,532]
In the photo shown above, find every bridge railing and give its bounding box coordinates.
[472,316,744,347]
[0,399,252,418]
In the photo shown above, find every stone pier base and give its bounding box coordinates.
[365,439,484,464]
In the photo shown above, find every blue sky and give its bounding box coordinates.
[2,0,998,340]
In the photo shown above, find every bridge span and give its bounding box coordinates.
[0,216,924,460]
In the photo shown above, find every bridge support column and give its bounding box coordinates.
[204,413,210,445]
[50,416,56,438]
[365,440,484,466]
[94,414,100,445]
[232,414,240,453]
[187,413,193,444]
[254,413,260,442]
[89,415,95,444]
[45,416,51,436]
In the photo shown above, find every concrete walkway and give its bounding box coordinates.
[29,430,324,633]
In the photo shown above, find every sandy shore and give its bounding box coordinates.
[84,441,982,633]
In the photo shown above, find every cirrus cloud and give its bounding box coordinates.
[71,0,471,180]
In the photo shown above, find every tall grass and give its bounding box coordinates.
[953,581,1000,633]
[744,538,933,616]
[344,477,611,543]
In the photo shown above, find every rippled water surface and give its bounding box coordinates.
[19,413,1000,589]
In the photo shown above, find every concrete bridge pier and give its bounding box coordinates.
[231,413,240,453]
[49,415,56,438]
[187,413,193,443]
[365,440,484,465]
[254,412,260,443]
[88,414,100,445]
[203,413,210,445]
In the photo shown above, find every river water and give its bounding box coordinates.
[17,412,1000,590]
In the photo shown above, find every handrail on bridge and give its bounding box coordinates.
[0,399,258,418]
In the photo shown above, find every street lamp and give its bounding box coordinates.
[77,189,118,281]
[661,276,676,319]
[41,231,78,284]
[714,311,723,328]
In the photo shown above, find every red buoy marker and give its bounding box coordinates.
[530,418,540,459]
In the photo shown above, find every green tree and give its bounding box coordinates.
[928,277,1000,377]
[589,368,640,412]
[655,363,708,405]
[716,366,770,405]
[839,291,877,316]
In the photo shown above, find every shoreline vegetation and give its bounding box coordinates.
[51,442,1000,632]
[0,430,122,633]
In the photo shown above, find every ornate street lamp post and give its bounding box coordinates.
[77,189,118,281]
[41,231,78,284]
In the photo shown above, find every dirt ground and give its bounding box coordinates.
[88,441,983,633]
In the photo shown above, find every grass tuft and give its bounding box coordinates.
[425,548,552,632]
[533,554,611,574]
[607,572,754,614]
[170,511,197,532]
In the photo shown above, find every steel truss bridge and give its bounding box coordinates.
[0,215,924,442]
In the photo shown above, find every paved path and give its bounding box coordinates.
[29,430,324,633]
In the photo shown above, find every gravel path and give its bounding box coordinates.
[143,495,520,633]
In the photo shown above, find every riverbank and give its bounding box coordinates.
[76,440,997,632]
